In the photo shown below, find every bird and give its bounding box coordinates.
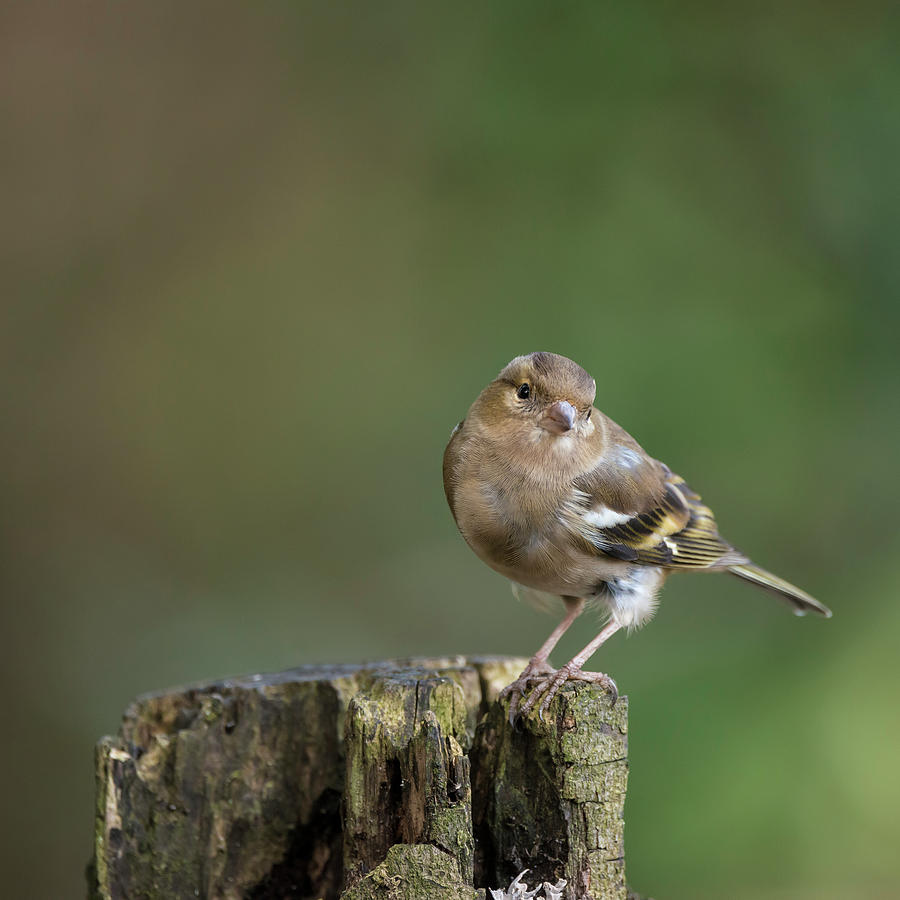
[442,352,831,722]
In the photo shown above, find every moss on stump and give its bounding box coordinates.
[89,657,639,900]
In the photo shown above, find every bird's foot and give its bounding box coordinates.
[499,659,557,725]
[517,665,618,722]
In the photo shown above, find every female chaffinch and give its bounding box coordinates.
[443,352,831,721]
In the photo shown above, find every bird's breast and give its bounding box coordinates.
[454,475,547,560]
[453,470,624,597]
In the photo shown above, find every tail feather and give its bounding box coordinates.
[728,563,832,618]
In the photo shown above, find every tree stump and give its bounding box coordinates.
[88,657,640,900]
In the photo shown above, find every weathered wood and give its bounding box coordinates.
[89,656,639,900]
[472,685,629,900]
[341,663,482,888]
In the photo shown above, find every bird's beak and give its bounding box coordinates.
[541,400,577,434]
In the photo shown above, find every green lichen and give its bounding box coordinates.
[340,844,475,900]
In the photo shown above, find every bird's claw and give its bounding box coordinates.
[515,666,619,721]
[500,661,556,726]
[569,668,619,705]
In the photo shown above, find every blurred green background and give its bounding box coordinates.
[3,2,899,897]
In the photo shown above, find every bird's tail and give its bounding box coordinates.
[728,563,832,618]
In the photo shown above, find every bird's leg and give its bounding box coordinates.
[500,598,585,723]
[518,619,622,720]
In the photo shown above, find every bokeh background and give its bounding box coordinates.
[3,2,899,897]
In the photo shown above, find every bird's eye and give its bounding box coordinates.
[516,383,531,400]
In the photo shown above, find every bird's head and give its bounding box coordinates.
[469,352,597,445]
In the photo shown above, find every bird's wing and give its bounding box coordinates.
[570,459,747,570]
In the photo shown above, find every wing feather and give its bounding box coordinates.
[570,459,747,570]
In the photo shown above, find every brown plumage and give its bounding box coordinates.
[443,352,831,721]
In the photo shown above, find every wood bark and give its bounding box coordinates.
[88,657,644,900]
